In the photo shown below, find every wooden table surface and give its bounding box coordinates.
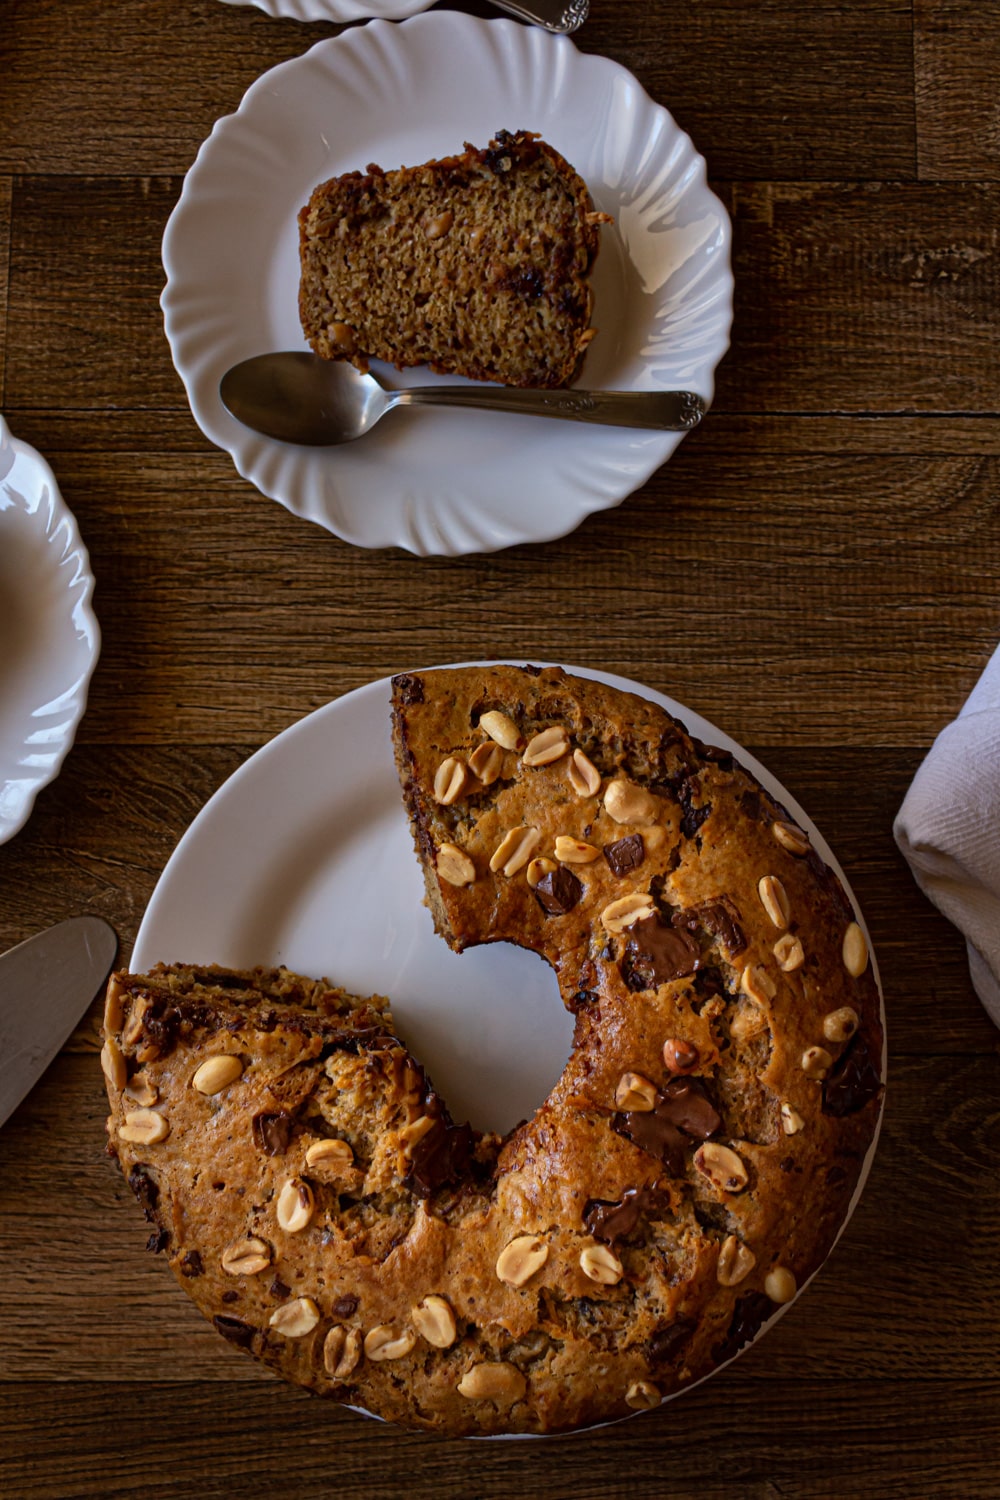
[2,1,999,1495]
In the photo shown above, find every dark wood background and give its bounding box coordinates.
[2,1,999,1495]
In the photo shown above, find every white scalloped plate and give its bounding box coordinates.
[217,0,431,20]
[162,15,733,556]
[0,418,100,844]
[132,664,884,1435]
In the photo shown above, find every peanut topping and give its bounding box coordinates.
[740,964,776,1006]
[305,1138,354,1172]
[103,983,124,1035]
[801,1045,833,1080]
[457,1362,526,1403]
[124,1072,159,1108]
[625,1380,661,1411]
[276,1177,315,1234]
[191,1054,244,1096]
[411,1295,458,1348]
[843,921,869,978]
[433,756,467,805]
[436,842,476,887]
[324,1325,363,1381]
[489,825,542,877]
[600,891,657,933]
[579,1242,623,1286]
[479,709,521,750]
[496,1234,549,1288]
[327,322,356,354]
[614,1071,657,1111]
[122,997,149,1049]
[823,1005,860,1043]
[772,819,810,856]
[603,778,659,826]
[694,1141,749,1194]
[100,1038,127,1092]
[522,725,570,766]
[221,1237,272,1277]
[423,209,453,240]
[773,933,805,972]
[730,1003,767,1044]
[468,741,503,785]
[269,1297,319,1337]
[399,1114,436,1157]
[567,747,601,797]
[554,835,601,864]
[716,1234,756,1287]
[118,1108,169,1146]
[757,874,790,929]
[364,1324,417,1361]
[662,1038,699,1075]
[526,856,558,889]
[780,1101,805,1134]
[765,1266,797,1304]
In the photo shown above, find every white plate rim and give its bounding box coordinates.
[215,0,432,21]
[132,661,885,1436]
[161,14,734,556]
[0,417,101,845]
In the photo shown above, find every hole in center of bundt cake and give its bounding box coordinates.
[387,941,574,1138]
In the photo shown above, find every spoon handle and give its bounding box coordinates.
[485,0,589,32]
[394,386,706,432]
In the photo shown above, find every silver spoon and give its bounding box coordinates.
[488,0,589,33]
[219,352,707,447]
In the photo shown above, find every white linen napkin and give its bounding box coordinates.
[894,642,1000,1026]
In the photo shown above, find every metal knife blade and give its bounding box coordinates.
[0,916,118,1129]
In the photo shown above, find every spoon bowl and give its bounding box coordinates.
[220,352,707,448]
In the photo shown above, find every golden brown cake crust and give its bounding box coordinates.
[297,130,609,388]
[102,667,883,1438]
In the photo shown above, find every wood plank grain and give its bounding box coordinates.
[721,181,1000,412]
[0,177,10,399]
[2,1377,998,1499]
[6,178,998,422]
[15,442,994,748]
[0,0,914,183]
[0,1052,996,1387]
[915,0,1000,180]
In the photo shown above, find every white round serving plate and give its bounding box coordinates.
[133,663,884,1435]
[217,0,431,20]
[0,417,100,845]
[161,15,733,556]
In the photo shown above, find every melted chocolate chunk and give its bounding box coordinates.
[613,1107,687,1175]
[146,1228,169,1254]
[713,1292,773,1364]
[331,1294,359,1319]
[534,866,583,916]
[252,1111,295,1156]
[822,1034,882,1117]
[583,1186,672,1245]
[391,672,424,705]
[213,1315,256,1349]
[127,1164,159,1221]
[179,1250,203,1278]
[221,1290,239,1305]
[269,1277,291,1301]
[680,800,711,839]
[404,1118,475,1198]
[647,1318,695,1367]
[740,789,764,822]
[621,914,700,991]
[603,834,645,877]
[657,1077,721,1140]
[677,898,747,960]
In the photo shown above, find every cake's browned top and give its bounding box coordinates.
[102,666,883,1439]
[297,130,609,388]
